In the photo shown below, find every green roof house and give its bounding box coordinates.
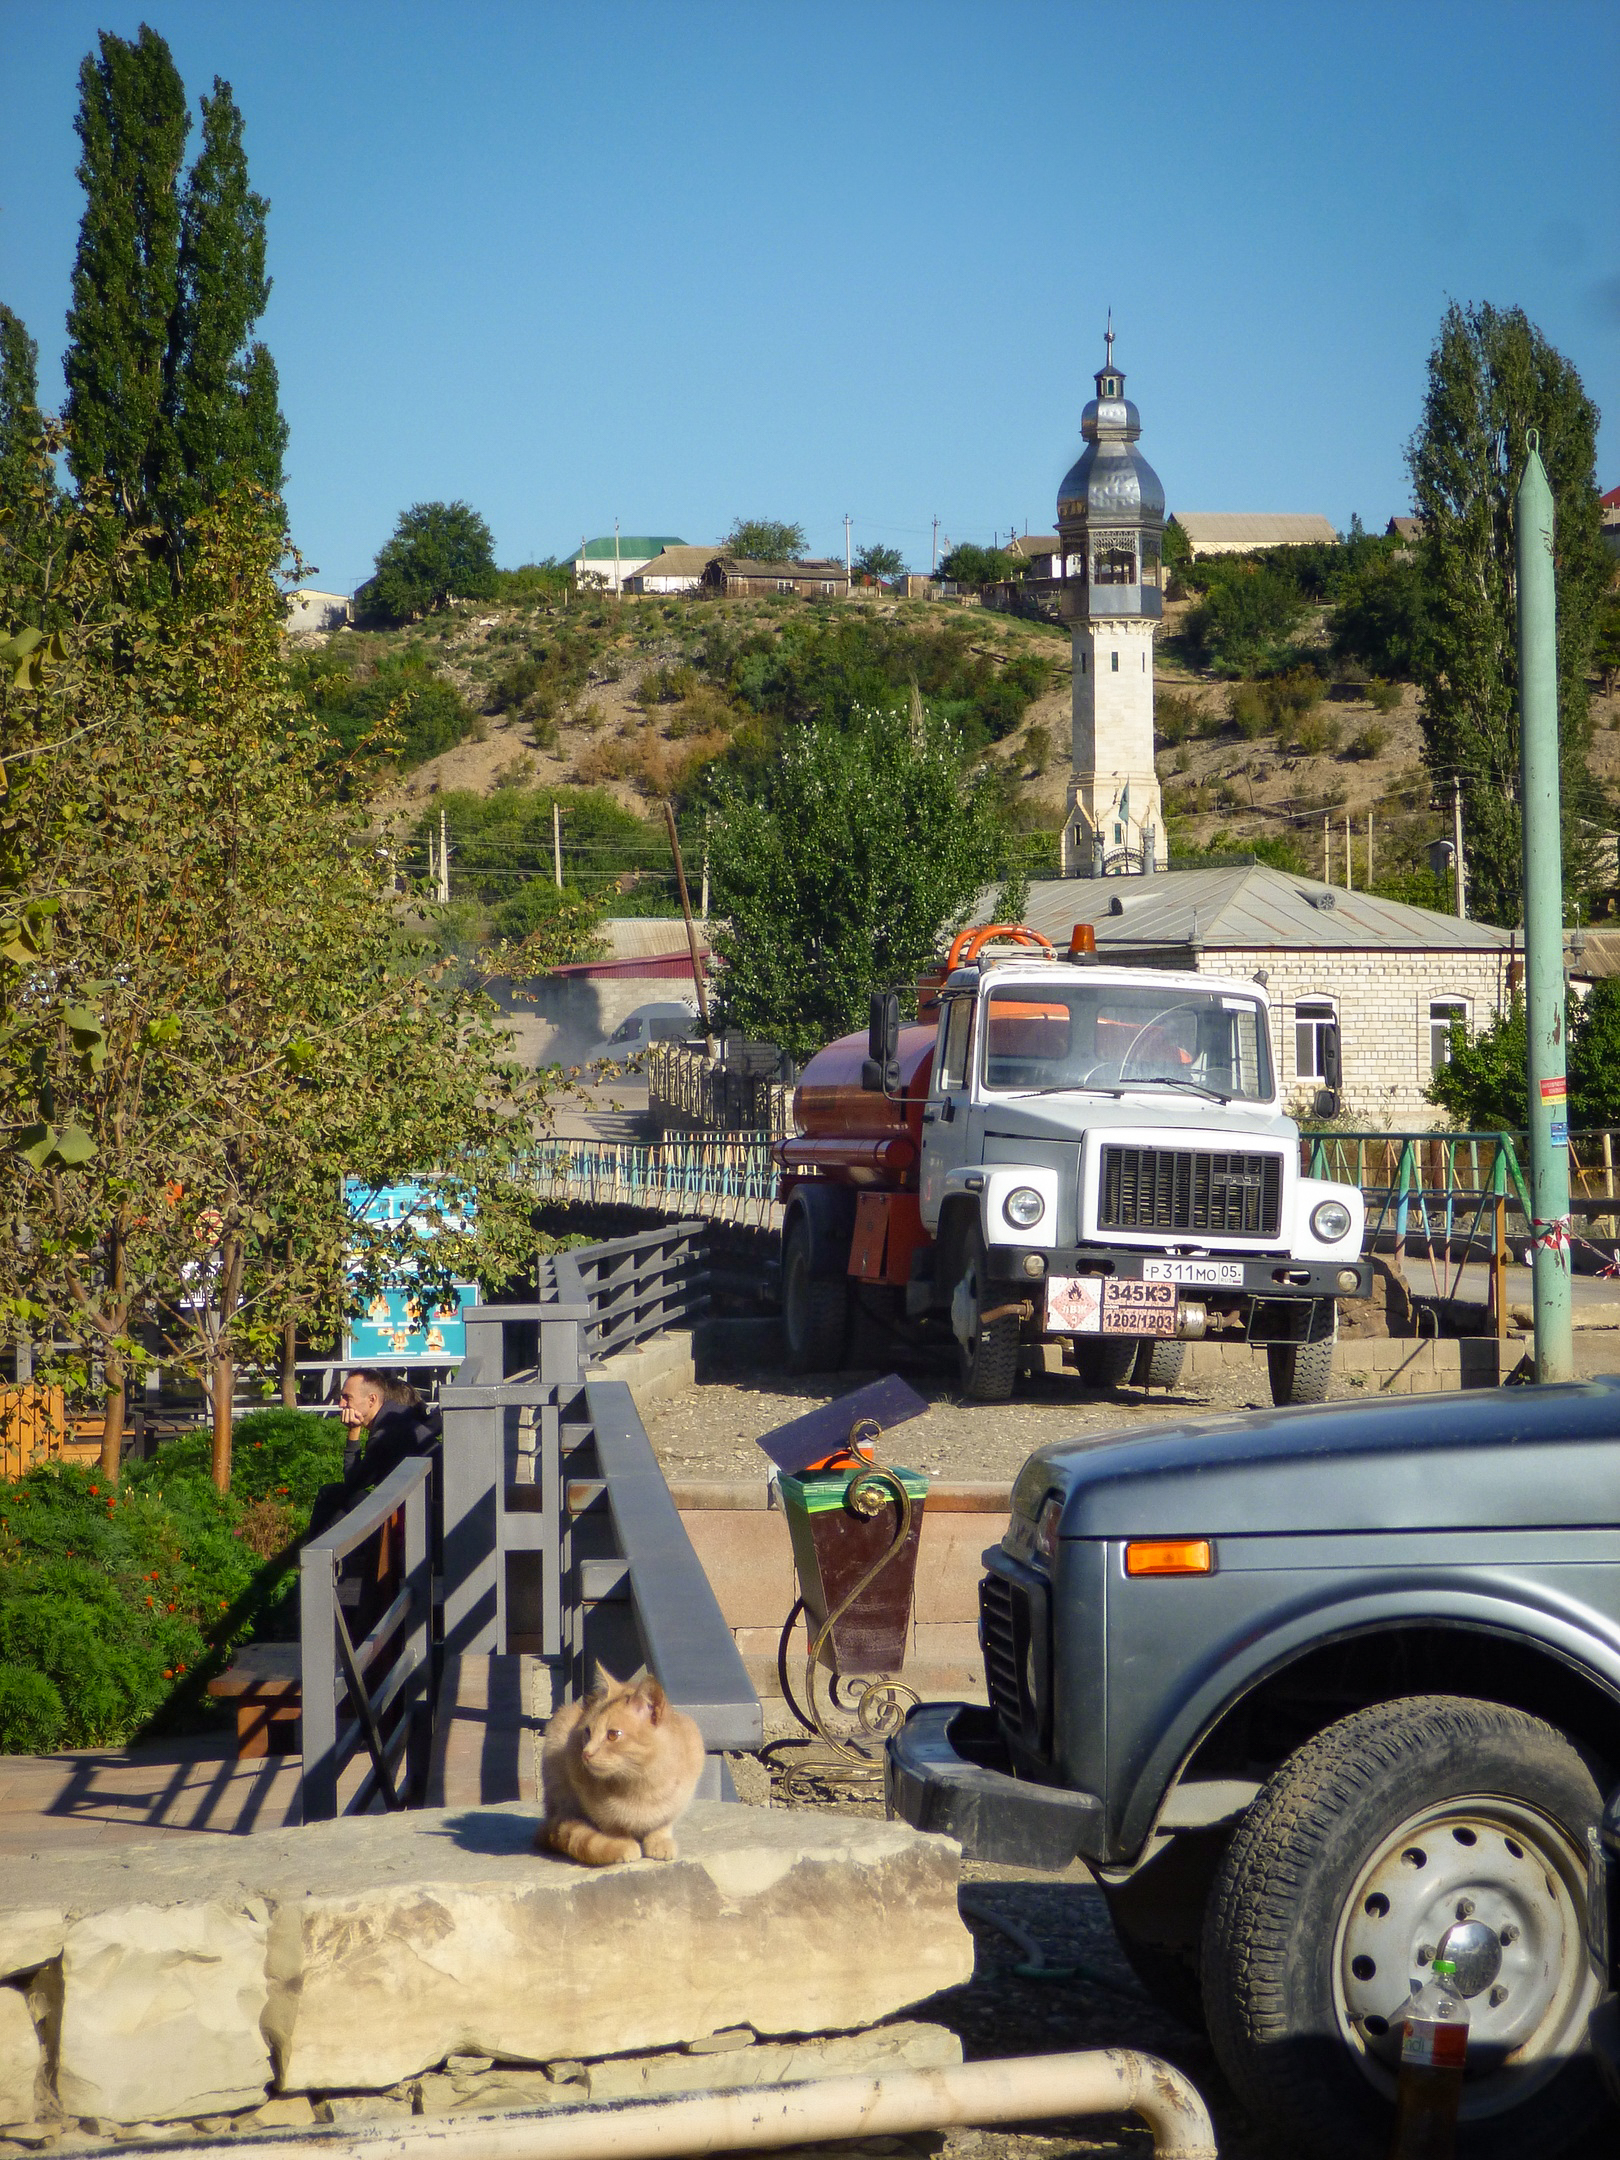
[572,534,686,592]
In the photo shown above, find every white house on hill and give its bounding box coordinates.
[1019,865,1515,1126]
[1171,513,1338,558]
[572,535,685,592]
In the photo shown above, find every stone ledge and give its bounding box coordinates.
[0,1803,971,2130]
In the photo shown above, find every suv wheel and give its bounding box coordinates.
[951,1225,1019,1402]
[1202,1694,1608,2160]
[782,1220,848,1373]
[1267,1332,1334,1404]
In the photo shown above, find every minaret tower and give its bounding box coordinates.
[1057,325,1167,875]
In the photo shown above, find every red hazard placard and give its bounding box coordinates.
[1540,1075,1567,1102]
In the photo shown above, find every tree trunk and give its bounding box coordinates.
[211,1346,233,1491]
[99,1353,125,1482]
[281,1312,297,1408]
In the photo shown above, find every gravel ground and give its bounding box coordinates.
[646,1356,1304,1486]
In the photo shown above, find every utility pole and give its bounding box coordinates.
[844,514,852,583]
[1367,809,1374,889]
[932,515,939,575]
[437,807,450,904]
[1344,813,1353,892]
[663,801,715,1053]
[1451,776,1468,919]
[1322,813,1330,885]
[552,800,563,890]
[613,518,620,596]
[1517,432,1573,1384]
[700,813,710,921]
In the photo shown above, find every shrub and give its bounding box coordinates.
[1260,667,1326,727]
[1023,724,1052,775]
[1186,564,1307,674]
[291,646,477,769]
[1292,713,1342,756]
[0,1663,65,1752]
[361,502,498,623]
[1154,691,1202,746]
[1366,678,1402,714]
[1345,723,1390,761]
[1226,682,1270,739]
[1216,779,1244,809]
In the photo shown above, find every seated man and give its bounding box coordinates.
[308,1372,441,1538]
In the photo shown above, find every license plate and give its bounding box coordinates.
[1047,1276,1178,1337]
[1143,1258,1244,1288]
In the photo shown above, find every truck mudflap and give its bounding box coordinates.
[885,1701,1102,1870]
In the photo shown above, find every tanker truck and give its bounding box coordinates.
[772,922,1372,1408]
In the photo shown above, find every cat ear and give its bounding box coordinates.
[592,1661,622,1693]
[636,1679,668,1725]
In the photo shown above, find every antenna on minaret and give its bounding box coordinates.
[1104,310,1114,367]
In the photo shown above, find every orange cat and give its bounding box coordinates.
[536,1667,705,1866]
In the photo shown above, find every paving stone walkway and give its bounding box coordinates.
[0,1731,301,1859]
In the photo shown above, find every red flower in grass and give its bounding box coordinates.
[88,1485,99,1496]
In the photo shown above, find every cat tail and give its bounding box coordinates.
[541,1815,641,1867]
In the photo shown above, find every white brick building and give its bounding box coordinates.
[1020,866,1515,1126]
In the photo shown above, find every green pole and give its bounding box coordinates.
[1516,434,1574,1383]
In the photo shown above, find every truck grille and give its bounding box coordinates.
[980,1573,1025,1731]
[1099,1145,1282,1239]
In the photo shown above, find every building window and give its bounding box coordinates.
[1295,1000,1338,1080]
[1093,547,1136,586]
[1113,823,1123,844]
[1430,998,1468,1072]
[1110,650,1119,672]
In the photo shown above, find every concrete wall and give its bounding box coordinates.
[487,977,694,1068]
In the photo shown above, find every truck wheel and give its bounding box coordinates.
[1267,1333,1334,1405]
[1201,1694,1608,2160]
[782,1221,847,1373]
[1075,1339,1137,1390]
[951,1226,1019,1403]
[1132,1339,1186,1390]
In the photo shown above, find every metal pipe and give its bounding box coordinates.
[1516,435,1573,1382]
[142,2053,1219,2160]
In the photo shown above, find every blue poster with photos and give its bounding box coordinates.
[342,1177,477,1362]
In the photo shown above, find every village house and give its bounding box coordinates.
[1018,864,1515,1127]
[1004,531,1063,578]
[572,534,685,592]
[282,587,352,633]
[700,555,851,599]
[1170,512,1338,558]
[622,544,721,595]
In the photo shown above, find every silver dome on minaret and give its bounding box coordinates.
[1055,322,1166,620]
[1057,324,1168,878]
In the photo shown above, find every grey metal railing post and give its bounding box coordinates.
[298,1542,340,1822]
[440,1398,503,1654]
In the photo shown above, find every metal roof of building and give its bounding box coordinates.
[627,546,721,578]
[1017,867,1515,954]
[598,918,705,961]
[574,535,685,561]
[1170,513,1338,547]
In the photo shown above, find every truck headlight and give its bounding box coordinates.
[1004,1186,1045,1229]
[1311,1199,1353,1243]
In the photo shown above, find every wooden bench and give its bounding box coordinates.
[207,1642,301,1757]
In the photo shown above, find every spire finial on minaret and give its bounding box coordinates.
[1104,311,1114,368]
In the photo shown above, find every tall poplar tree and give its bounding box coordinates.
[0,306,44,524]
[1407,302,1609,925]
[63,26,189,521]
[167,79,288,535]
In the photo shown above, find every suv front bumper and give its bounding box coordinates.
[985,1245,1371,1302]
[885,1700,1103,1870]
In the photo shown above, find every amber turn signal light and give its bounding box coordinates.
[1125,1538,1213,1577]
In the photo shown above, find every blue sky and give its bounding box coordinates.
[2,0,1615,593]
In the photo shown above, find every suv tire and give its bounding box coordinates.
[952,1225,1019,1403]
[1267,1333,1334,1405]
[783,1220,848,1373]
[1201,1694,1608,2160]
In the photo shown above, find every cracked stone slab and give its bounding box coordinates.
[0,1989,41,2129]
[0,1803,971,2105]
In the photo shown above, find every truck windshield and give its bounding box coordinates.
[980,983,1273,1102]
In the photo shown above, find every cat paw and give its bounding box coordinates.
[640,1828,678,1861]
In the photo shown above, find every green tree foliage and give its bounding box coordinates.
[1593,570,1620,696]
[706,702,1005,1061]
[854,542,905,581]
[362,501,498,622]
[62,28,285,562]
[1426,981,1620,1130]
[287,641,477,768]
[1408,302,1610,925]
[419,786,656,904]
[703,610,1051,762]
[1185,562,1307,674]
[724,518,806,562]
[1329,551,1427,680]
[484,882,605,973]
[167,78,287,532]
[64,26,189,519]
[1,486,541,1488]
[0,308,51,538]
[939,542,1023,588]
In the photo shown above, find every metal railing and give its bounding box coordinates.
[526,1137,781,1227]
[647,1040,795,1140]
[298,1455,434,1820]
[298,1220,759,1819]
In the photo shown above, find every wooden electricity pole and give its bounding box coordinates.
[664,801,715,1051]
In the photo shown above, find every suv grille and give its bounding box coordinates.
[1099,1145,1282,1238]
[980,1572,1025,1730]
